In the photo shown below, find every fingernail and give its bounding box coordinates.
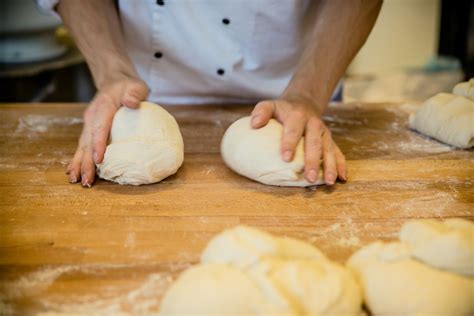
[340,171,347,181]
[307,169,317,183]
[69,175,77,184]
[251,115,260,126]
[125,96,139,105]
[81,175,90,187]
[93,152,99,164]
[283,151,293,162]
[326,172,335,185]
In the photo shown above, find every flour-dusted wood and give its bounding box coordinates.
[0,102,472,314]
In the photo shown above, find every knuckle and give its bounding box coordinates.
[312,142,323,153]
[284,127,298,137]
[307,140,322,153]
[323,128,332,138]
[309,117,323,129]
[292,109,306,120]
[83,108,94,121]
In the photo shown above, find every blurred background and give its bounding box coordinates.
[0,0,472,103]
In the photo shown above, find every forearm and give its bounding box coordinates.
[57,0,138,89]
[283,0,382,114]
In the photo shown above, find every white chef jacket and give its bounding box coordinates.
[38,0,342,105]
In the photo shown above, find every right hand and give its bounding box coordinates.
[66,75,148,187]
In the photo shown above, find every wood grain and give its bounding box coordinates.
[0,102,472,314]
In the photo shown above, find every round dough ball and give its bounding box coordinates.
[400,218,474,276]
[161,225,363,315]
[201,225,327,267]
[408,93,474,148]
[347,242,474,315]
[248,258,362,316]
[97,102,184,185]
[159,264,282,316]
[221,116,324,187]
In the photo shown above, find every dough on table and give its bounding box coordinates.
[347,218,474,316]
[408,92,474,148]
[160,226,363,316]
[96,102,183,185]
[453,78,474,100]
[221,116,324,187]
[400,218,474,276]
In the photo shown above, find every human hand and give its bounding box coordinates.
[66,75,148,187]
[250,96,346,185]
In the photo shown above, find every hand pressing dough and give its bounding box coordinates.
[408,93,474,148]
[160,226,363,316]
[96,102,183,185]
[347,218,474,316]
[348,242,474,316]
[453,78,474,100]
[221,116,324,187]
[400,218,474,276]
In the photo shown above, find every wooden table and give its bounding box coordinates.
[0,102,472,314]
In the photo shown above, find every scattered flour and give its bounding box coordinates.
[16,115,82,133]
[1,263,191,315]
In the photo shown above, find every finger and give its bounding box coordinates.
[334,145,347,181]
[322,128,337,185]
[281,112,305,162]
[251,101,274,128]
[121,80,149,109]
[91,102,116,164]
[80,144,96,188]
[66,149,83,184]
[304,117,324,183]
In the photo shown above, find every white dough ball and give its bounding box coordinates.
[96,102,184,185]
[160,226,363,316]
[221,116,324,187]
[400,218,474,276]
[159,263,283,316]
[201,225,327,268]
[408,93,474,148]
[453,78,474,100]
[348,242,474,315]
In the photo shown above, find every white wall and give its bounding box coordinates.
[347,0,441,75]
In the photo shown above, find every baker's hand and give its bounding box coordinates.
[250,96,346,185]
[66,75,148,187]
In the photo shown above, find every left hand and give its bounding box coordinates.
[250,96,347,185]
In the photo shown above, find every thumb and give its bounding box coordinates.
[251,100,274,129]
[121,79,149,109]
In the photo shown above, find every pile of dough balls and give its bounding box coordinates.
[348,218,474,315]
[160,219,473,315]
[221,117,324,187]
[159,226,362,315]
[96,102,184,185]
[409,78,474,148]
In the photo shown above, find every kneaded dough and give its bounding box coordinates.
[201,225,327,267]
[453,78,474,100]
[96,102,183,185]
[160,226,362,316]
[221,116,324,187]
[400,218,474,276]
[348,242,474,316]
[348,218,474,316]
[408,92,474,148]
[159,264,280,316]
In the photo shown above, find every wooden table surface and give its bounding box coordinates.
[0,102,472,314]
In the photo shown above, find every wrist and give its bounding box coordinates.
[281,89,327,116]
[88,55,139,90]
